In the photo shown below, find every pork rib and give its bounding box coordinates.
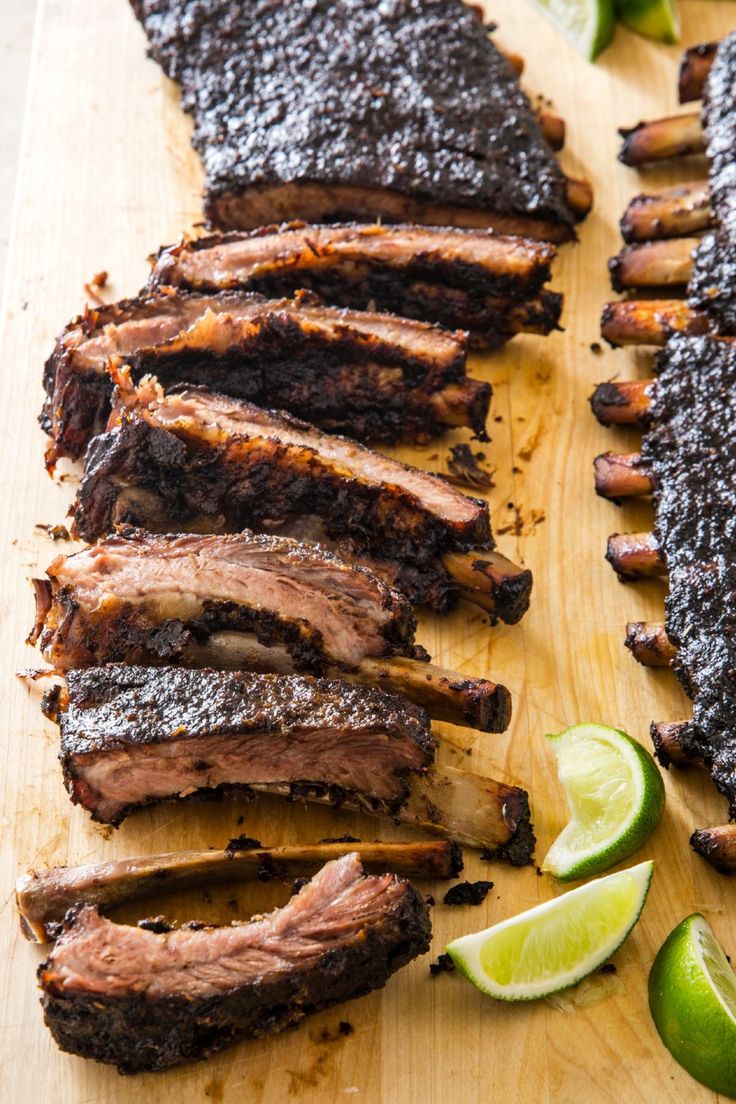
[42,291,484,464]
[43,665,531,854]
[30,530,512,732]
[129,0,581,240]
[148,223,563,346]
[39,854,430,1072]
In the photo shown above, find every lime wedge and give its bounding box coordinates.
[542,722,665,881]
[649,914,736,1096]
[446,860,653,1001]
[615,0,680,45]
[526,0,616,61]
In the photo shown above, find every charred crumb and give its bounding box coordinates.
[291,877,310,896]
[318,835,361,844]
[445,443,495,490]
[599,963,617,975]
[590,342,603,355]
[137,916,174,934]
[442,880,494,906]
[225,835,263,858]
[83,271,109,306]
[227,898,239,913]
[429,953,456,977]
[35,523,71,541]
[236,815,245,826]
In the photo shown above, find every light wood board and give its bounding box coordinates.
[1,1,735,1100]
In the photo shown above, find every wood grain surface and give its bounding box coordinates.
[1,2,735,1100]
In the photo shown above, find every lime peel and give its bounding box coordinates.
[446,860,653,1002]
[650,913,736,1096]
[525,0,616,62]
[615,0,680,45]
[542,722,665,881]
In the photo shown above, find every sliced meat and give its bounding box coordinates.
[129,0,579,240]
[52,665,435,825]
[39,854,430,1072]
[73,374,492,567]
[148,223,562,344]
[30,529,415,675]
[41,290,474,464]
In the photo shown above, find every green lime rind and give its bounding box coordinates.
[446,860,653,1002]
[542,722,665,882]
[615,0,680,45]
[649,914,736,1096]
[526,0,616,62]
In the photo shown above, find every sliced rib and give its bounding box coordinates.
[42,291,483,464]
[38,854,430,1072]
[148,223,562,345]
[18,838,462,943]
[44,665,531,855]
[71,374,531,623]
[30,531,511,732]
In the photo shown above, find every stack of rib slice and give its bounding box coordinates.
[42,224,564,470]
[603,32,736,347]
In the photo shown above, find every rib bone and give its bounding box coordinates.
[650,721,700,767]
[590,379,653,426]
[690,825,736,873]
[619,113,704,166]
[620,182,712,243]
[678,42,717,103]
[609,238,696,291]
[606,532,665,579]
[593,451,653,498]
[625,621,676,667]
[17,840,462,943]
[600,300,714,347]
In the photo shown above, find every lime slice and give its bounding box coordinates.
[649,914,736,1096]
[542,722,665,881]
[615,0,680,45]
[526,0,616,62]
[446,860,653,1001]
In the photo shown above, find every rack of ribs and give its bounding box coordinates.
[36,665,534,860]
[70,370,531,622]
[591,333,736,870]
[38,853,430,1072]
[604,33,736,346]
[29,528,513,733]
[129,0,590,240]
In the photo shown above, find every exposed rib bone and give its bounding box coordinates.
[625,621,676,667]
[590,379,653,426]
[17,840,462,943]
[594,451,653,498]
[188,633,511,733]
[690,825,736,874]
[619,112,704,166]
[620,182,712,242]
[537,110,565,151]
[600,299,713,347]
[609,238,696,291]
[441,549,532,622]
[650,721,700,767]
[678,42,717,103]
[606,532,666,579]
[566,176,594,219]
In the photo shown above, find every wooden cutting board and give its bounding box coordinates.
[2,1,735,1100]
